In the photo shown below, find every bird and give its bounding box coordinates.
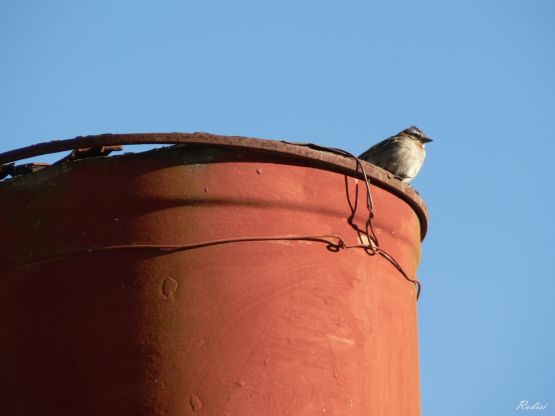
[358,126,432,183]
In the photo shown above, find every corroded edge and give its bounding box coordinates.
[0,132,429,239]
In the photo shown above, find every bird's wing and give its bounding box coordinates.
[358,136,400,160]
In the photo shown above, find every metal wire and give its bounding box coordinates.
[0,234,420,298]
[281,141,422,299]
[0,235,344,271]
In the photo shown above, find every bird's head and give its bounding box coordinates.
[401,125,433,144]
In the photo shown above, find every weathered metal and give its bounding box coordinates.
[0,133,427,237]
[0,134,427,415]
[52,145,123,165]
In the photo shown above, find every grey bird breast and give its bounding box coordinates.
[359,138,425,182]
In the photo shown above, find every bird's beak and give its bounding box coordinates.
[421,137,433,143]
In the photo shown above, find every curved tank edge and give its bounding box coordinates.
[0,132,429,239]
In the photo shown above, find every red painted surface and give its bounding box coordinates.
[0,138,426,415]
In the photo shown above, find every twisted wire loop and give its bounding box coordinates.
[0,141,421,299]
[281,141,422,299]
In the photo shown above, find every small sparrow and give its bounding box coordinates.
[358,126,432,183]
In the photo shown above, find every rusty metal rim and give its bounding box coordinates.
[0,132,428,238]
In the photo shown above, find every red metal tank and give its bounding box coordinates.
[0,133,428,416]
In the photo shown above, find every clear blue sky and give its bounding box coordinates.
[1,1,554,414]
